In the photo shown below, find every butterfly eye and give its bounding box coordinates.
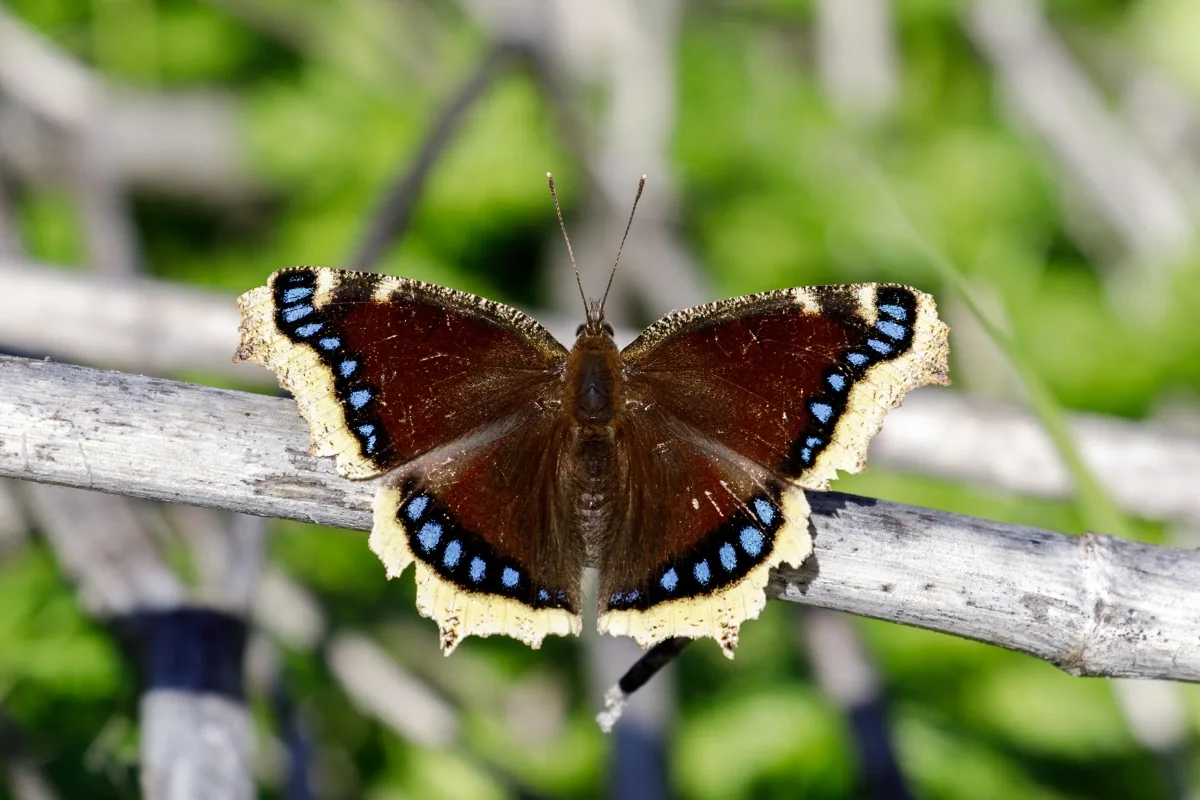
[602,322,615,337]
[575,324,586,337]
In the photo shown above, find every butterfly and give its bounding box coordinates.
[234,176,949,657]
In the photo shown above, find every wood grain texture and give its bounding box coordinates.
[1,354,1198,681]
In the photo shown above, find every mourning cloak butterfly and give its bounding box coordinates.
[234,177,950,656]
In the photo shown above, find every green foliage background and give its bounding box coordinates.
[4,0,1200,798]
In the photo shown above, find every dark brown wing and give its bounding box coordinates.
[236,267,581,651]
[598,284,949,655]
[596,412,813,656]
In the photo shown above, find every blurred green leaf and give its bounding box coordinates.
[674,687,853,799]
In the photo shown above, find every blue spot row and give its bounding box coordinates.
[469,557,486,583]
[443,540,462,567]
[405,493,428,520]
[740,527,765,557]
[753,498,775,525]
[272,270,385,465]
[356,424,377,454]
[502,567,520,588]
[788,288,918,478]
[660,569,678,592]
[394,481,566,610]
[719,543,737,571]
[607,492,783,609]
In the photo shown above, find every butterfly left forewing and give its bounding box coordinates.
[600,283,949,655]
[235,266,569,479]
[236,267,583,651]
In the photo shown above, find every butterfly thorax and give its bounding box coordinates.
[568,332,621,426]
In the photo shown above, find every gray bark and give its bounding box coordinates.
[1,355,1197,681]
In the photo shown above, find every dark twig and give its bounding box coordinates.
[596,638,690,732]
[348,42,521,271]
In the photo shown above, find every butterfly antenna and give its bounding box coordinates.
[600,174,646,316]
[547,173,589,316]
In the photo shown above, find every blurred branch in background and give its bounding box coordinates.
[0,159,22,258]
[815,0,899,121]
[869,388,1200,525]
[252,555,567,796]
[349,41,521,272]
[20,483,257,800]
[0,8,252,203]
[964,0,1195,307]
[0,479,28,557]
[1,355,1197,684]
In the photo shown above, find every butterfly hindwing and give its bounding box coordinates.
[596,423,813,656]
[236,267,582,650]
[600,284,949,654]
[372,411,583,652]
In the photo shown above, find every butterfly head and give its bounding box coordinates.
[576,301,615,339]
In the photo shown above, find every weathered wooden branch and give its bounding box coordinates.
[5,259,1200,525]
[1,354,1197,681]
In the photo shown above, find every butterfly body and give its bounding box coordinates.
[236,266,949,656]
